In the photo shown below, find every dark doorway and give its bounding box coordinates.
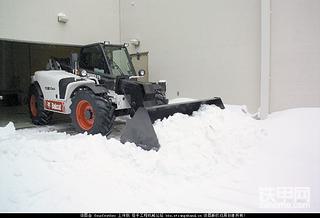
[0,40,80,128]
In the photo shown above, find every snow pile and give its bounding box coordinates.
[0,122,15,138]
[1,106,320,212]
[0,105,262,212]
[153,105,259,177]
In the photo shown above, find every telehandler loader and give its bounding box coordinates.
[28,42,224,150]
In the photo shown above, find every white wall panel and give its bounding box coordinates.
[0,0,120,45]
[270,0,320,111]
[120,0,261,112]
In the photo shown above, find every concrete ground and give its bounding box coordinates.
[0,104,71,129]
[0,105,36,129]
[0,104,126,139]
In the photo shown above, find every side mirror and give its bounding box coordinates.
[138,69,146,77]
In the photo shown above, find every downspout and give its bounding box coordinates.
[260,0,271,119]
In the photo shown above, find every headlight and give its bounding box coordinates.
[138,69,145,76]
[80,70,87,77]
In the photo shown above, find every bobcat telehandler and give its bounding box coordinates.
[28,42,224,151]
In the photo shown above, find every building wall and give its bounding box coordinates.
[1,0,319,113]
[120,0,261,112]
[270,0,320,112]
[0,0,120,45]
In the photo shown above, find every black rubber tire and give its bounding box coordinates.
[28,84,53,125]
[70,90,115,136]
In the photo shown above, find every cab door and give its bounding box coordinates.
[79,44,109,75]
[79,44,115,90]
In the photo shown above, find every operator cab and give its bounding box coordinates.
[79,43,137,79]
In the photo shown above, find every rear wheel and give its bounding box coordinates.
[28,85,53,125]
[70,90,115,136]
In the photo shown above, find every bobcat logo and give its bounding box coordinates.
[45,100,64,112]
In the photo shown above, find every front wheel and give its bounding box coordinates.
[70,90,115,136]
[28,84,53,125]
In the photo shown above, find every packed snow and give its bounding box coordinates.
[0,104,319,212]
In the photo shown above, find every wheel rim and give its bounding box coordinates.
[30,95,37,117]
[76,100,95,131]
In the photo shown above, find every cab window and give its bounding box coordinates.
[80,45,108,74]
